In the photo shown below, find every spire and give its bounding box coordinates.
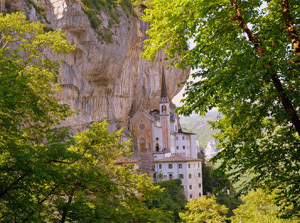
[161,67,168,99]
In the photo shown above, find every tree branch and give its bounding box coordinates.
[230,0,263,56]
[60,183,78,223]
[271,74,300,134]
[0,172,28,198]
[229,0,300,135]
[49,159,75,165]
[22,185,59,223]
[281,0,300,56]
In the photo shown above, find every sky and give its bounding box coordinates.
[172,79,186,106]
[172,39,197,107]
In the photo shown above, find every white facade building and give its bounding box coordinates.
[130,68,203,200]
[154,155,203,200]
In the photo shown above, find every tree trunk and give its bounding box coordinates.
[281,0,300,56]
[230,0,300,135]
[0,0,5,11]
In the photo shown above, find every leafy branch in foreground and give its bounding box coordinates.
[230,189,299,223]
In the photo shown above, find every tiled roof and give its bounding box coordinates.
[154,155,201,163]
[180,131,196,135]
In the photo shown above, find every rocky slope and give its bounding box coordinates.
[5,0,188,131]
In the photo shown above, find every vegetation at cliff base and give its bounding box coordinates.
[80,0,137,42]
[142,0,300,218]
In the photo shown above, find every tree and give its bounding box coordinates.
[200,161,243,217]
[47,121,169,222]
[179,195,228,223]
[230,189,299,223]
[141,0,300,218]
[145,179,187,222]
[0,12,75,221]
[0,12,169,222]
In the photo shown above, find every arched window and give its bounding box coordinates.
[156,143,160,152]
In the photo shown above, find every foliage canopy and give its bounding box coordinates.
[230,189,299,223]
[142,0,300,218]
[146,179,187,222]
[179,195,228,223]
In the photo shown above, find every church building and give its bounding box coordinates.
[130,68,203,200]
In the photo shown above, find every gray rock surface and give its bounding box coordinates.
[204,138,221,161]
[8,0,188,131]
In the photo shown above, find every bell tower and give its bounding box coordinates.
[160,67,171,150]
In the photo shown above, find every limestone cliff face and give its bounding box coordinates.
[8,0,188,131]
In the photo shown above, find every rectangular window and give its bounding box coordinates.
[199,193,202,197]
[179,174,184,179]
[182,136,185,140]
[168,164,173,169]
[198,163,200,168]
[183,146,185,150]
[176,146,179,150]
[178,164,182,168]
[176,136,178,140]
[199,183,201,188]
[189,185,192,189]
[159,164,162,169]
[198,173,201,177]
[190,194,192,199]
[188,164,191,168]
[189,174,192,178]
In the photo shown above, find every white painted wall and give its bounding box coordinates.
[172,133,189,157]
[152,124,162,152]
[155,162,179,181]
[170,116,179,133]
[190,134,198,158]
[185,161,203,200]
[170,134,176,152]
[155,161,203,200]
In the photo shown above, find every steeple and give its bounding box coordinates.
[159,67,170,150]
[160,67,169,102]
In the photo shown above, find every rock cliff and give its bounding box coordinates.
[5,0,189,131]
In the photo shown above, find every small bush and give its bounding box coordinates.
[26,0,45,13]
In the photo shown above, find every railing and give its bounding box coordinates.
[162,149,171,153]
[171,152,186,156]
